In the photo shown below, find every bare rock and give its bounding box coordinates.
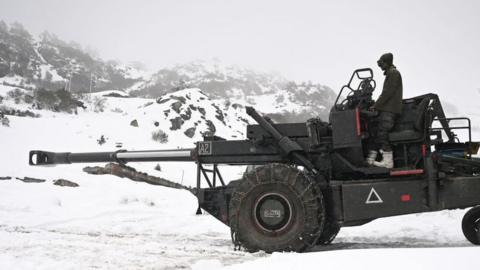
[170,117,184,130]
[16,177,46,183]
[171,101,183,113]
[171,96,186,103]
[53,179,79,187]
[184,127,196,138]
[180,108,192,120]
[156,97,170,104]
[206,120,216,133]
[130,119,138,127]
[83,166,108,175]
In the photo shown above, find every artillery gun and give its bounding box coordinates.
[30,68,480,252]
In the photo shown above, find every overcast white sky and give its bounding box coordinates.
[1,0,479,106]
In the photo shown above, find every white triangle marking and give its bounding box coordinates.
[365,187,383,204]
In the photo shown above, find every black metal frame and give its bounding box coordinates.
[430,117,472,157]
[385,94,468,170]
[196,163,226,189]
[334,68,375,109]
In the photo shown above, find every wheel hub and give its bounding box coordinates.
[254,193,292,232]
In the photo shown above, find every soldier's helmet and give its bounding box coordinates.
[377,53,394,66]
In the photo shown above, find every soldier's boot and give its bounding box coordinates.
[373,150,394,169]
[366,150,378,166]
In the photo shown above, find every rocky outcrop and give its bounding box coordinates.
[184,127,196,138]
[130,119,138,127]
[16,177,46,183]
[53,179,79,187]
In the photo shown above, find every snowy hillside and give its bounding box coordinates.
[0,22,147,92]
[130,60,337,121]
[0,81,258,186]
[0,22,337,122]
[1,81,480,269]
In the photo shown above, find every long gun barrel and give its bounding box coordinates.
[29,149,195,166]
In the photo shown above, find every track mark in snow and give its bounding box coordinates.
[0,224,265,269]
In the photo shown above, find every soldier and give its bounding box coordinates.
[366,53,403,168]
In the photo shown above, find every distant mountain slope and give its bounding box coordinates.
[0,21,338,120]
[0,21,146,92]
[130,60,337,120]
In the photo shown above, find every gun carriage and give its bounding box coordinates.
[30,69,480,252]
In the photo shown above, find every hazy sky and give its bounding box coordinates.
[1,0,479,106]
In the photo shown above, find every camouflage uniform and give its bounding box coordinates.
[375,111,396,151]
[373,54,403,152]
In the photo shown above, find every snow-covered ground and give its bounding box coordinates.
[0,174,265,269]
[0,85,479,269]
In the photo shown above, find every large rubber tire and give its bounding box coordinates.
[462,206,480,245]
[229,164,325,253]
[316,218,340,245]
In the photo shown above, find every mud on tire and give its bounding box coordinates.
[316,218,340,245]
[229,164,325,252]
